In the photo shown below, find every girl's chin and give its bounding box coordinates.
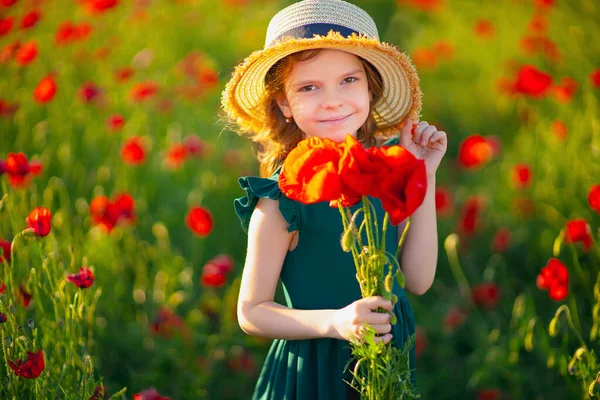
[304,130,358,142]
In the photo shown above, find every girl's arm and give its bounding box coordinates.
[238,197,393,341]
[397,174,438,296]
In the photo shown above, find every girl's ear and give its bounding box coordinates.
[275,94,292,119]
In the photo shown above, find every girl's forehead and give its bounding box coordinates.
[287,49,364,77]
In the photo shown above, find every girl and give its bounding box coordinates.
[221,0,447,398]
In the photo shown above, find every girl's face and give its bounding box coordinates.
[276,49,372,143]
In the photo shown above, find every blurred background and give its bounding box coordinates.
[1,0,599,398]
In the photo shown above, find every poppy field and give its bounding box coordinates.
[1,0,600,399]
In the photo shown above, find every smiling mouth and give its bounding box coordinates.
[319,114,352,123]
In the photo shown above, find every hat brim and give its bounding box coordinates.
[222,31,422,136]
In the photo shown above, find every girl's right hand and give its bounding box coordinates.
[330,296,394,344]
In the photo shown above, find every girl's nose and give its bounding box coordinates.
[320,89,343,109]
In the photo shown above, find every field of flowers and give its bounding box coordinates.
[1,0,599,398]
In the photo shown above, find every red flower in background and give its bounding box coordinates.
[130,81,158,102]
[535,0,555,10]
[114,66,134,82]
[552,120,568,140]
[0,281,6,294]
[19,285,32,307]
[200,254,234,288]
[21,10,41,29]
[411,47,437,70]
[492,227,511,253]
[78,81,103,104]
[34,74,57,103]
[0,152,43,188]
[474,19,494,40]
[443,306,467,331]
[26,207,52,236]
[435,187,453,217]
[183,135,205,157]
[186,206,213,237]
[55,21,92,45]
[0,239,12,263]
[512,163,532,189]
[196,66,219,88]
[415,325,428,358]
[66,267,95,289]
[396,0,442,12]
[0,313,6,323]
[89,193,137,232]
[458,196,484,236]
[458,135,495,169]
[133,388,171,400]
[80,0,119,14]
[590,69,600,88]
[107,114,125,132]
[552,77,578,103]
[227,347,256,374]
[506,65,553,98]
[150,307,190,340]
[527,14,548,35]
[1,0,17,7]
[564,219,592,250]
[589,185,600,214]
[14,41,37,66]
[8,350,45,379]
[471,283,500,310]
[0,16,14,36]
[121,136,146,165]
[0,99,19,116]
[165,143,187,170]
[537,258,568,301]
[89,384,106,400]
[477,388,502,400]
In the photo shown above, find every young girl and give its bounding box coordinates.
[221,1,447,398]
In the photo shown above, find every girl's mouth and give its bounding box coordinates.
[318,114,352,126]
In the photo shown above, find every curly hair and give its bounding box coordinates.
[246,49,388,177]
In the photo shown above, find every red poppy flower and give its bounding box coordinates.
[196,67,219,88]
[397,0,442,12]
[590,69,600,88]
[492,227,511,253]
[14,41,37,66]
[200,255,234,288]
[21,10,41,29]
[528,13,547,35]
[589,185,600,214]
[227,347,256,374]
[411,47,437,70]
[81,0,119,14]
[107,114,125,132]
[90,193,136,232]
[373,145,428,225]
[474,19,494,39]
[1,0,17,7]
[443,306,467,331]
[130,81,158,102]
[564,219,592,250]
[338,135,383,202]
[512,163,532,189]
[165,143,187,170]
[114,66,134,82]
[34,74,57,103]
[537,258,568,301]
[121,136,146,165]
[19,285,31,307]
[0,239,11,263]
[0,99,19,116]
[435,187,453,217]
[471,282,500,310]
[415,325,428,357]
[458,135,495,169]
[66,267,94,289]
[535,0,554,10]
[89,384,106,400]
[133,388,171,400]
[279,137,345,204]
[8,350,45,379]
[205,254,234,275]
[0,313,6,323]
[26,207,52,236]
[458,196,484,236]
[509,65,553,98]
[477,388,502,400]
[78,81,103,104]
[55,21,92,45]
[150,307,189,339]
[433,40,454,60]
[183,135,205,157]
[552,120,568,140]
[186,206,213,237]
[0,281,5,294]
[552,77,578,103]
[1,152,43,188]
[0,16,13,36]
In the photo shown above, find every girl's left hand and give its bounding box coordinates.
[399,117,447,178]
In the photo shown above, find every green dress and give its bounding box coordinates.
[234,137,417,400]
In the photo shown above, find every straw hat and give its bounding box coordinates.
[221,0,422,136]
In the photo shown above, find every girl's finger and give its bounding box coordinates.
[368,312,392,325]
[420,125,437,146]
[371,323,392,335]
[413,121,429,144]
[373,333,393,345]
[428,131,447,148]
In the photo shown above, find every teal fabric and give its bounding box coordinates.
[233,136,417,399]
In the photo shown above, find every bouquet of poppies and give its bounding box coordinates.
[279,134,427,399]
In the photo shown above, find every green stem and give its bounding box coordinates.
[444,233,471,300]
[554,304,587,348]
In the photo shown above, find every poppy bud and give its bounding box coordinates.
[391,294,398,305]
[589,380,598,396]
[574,347,586,359]
[549,316,559,337]
[396,270,406,289]
[390,313,397,325]
[340,228,354,253]
[384,272,393,294]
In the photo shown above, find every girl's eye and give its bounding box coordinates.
[343,77,357,84]
[299,85,317,92]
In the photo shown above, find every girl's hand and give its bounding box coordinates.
[399,117,448,178]
[330,296,394,344]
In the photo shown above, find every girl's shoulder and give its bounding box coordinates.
[233,166,299,234]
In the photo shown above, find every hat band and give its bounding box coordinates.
[269,23,358,47]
